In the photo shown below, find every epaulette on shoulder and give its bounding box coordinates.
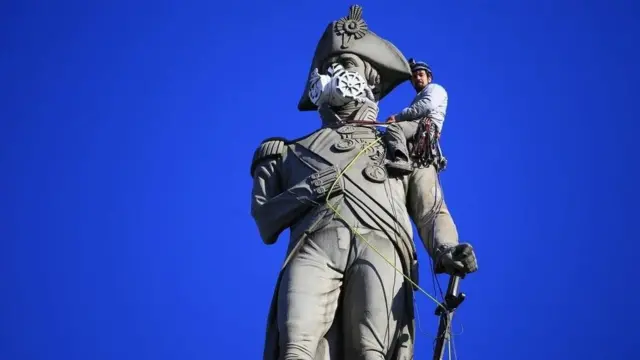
[250,137,288,177]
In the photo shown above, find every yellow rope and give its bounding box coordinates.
[324,135,446,310]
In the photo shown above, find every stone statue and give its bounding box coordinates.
[249,5,478,360]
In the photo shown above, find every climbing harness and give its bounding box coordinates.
[410,118,448,172]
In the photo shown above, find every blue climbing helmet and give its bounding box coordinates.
[408,58,433,78]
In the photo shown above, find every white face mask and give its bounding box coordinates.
[308,63,376,108]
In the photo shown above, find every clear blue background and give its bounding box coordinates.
[2,0,638,359]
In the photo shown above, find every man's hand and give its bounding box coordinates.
[434,243,478,277]
[385,115,396,123]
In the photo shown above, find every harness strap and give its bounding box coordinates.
[411,118,445,171]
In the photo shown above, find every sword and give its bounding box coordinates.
[432,274,466,360]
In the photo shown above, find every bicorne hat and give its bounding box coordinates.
[297,5,412,111]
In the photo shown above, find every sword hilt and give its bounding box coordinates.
[433,275,467,360]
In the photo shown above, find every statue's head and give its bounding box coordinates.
[297,5,412,112]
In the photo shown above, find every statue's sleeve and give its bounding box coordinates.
[250,138,336,245]
[406,167,459,260]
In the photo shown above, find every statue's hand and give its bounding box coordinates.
[307,165,344,201]
[434,243,478,277]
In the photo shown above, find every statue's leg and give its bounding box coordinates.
[277,228,350,360]
[314,312,343,360]
[342,230,407,360]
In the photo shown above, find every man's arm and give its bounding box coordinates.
[394,83,448,126]
[250,138,343,245]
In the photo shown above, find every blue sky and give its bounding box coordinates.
[2,0,638,359]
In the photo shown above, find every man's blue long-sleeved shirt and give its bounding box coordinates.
[395,83,448,132]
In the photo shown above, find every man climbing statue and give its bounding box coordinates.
[385,59,449,174]
[249,5,478,360]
